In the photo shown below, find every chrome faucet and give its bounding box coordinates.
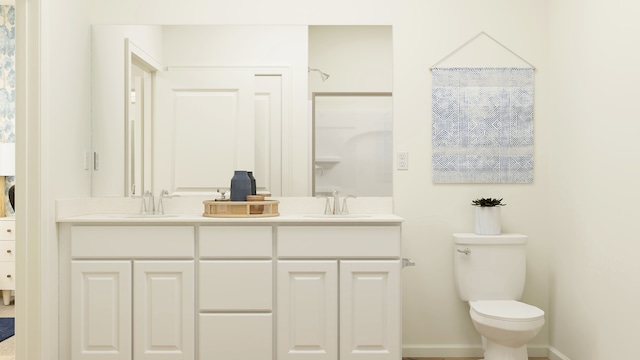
[332,189,341,215]
[320,190,356,215]
[321,190,341,215]
[156,189,179,215]
[129,185,148,214]
[136,190,179,215]
[142,190,154,214]
[341,195,356,215]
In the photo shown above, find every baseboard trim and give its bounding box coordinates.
[549,346,571,360]
[402,344,549,358]
[402,344,483,358]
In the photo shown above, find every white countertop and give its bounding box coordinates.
[56,197,403,224]
[57,213,403,224]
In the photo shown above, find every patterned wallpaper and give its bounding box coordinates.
[0,5,15,215]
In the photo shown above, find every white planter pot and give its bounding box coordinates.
[475,207,501,235]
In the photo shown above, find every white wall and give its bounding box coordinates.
[37,0,621,358]
[34,0,640,358]
[47,0,92,199]
[547,1,640,359]
[19,0,92,358]
[393,1,550,356]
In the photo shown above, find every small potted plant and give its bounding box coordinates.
[471,197,506,235]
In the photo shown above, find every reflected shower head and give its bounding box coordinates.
[308,67,330,81]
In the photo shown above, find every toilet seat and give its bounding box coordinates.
[470,300,544,322]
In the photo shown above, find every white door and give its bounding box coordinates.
[126,62,153,197]
[339,261,401,360]
[133,261,195,360]
[254,75,283,196]
[277,261,338,360]
[71,261,132,360]
[154,70,255,195]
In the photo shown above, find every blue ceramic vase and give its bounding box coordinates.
[230,170,252,201]
[247,171,257,195]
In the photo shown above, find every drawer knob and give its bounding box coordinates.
[6,274,10,278]
[5,229,10,233]
[5,250,10,254]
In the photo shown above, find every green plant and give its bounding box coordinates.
[471,198,506,207]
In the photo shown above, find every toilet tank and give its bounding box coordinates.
[453,233,528,301]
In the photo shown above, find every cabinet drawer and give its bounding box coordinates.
[199,260,272,311]
[199,314,272,359]
[0,262,15,289]
[199,226,272,258]
[277,226,401,258]
[0,221,14,241]
[0,242,14,262]
[71,226,194,258]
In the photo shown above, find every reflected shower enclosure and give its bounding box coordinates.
[312,93,393,197]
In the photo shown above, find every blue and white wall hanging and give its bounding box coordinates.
[432,67,534,183]
[430,32,535,183]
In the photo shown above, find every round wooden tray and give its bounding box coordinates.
[203,200,280,218]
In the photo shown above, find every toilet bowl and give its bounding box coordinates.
[469,300,545,360]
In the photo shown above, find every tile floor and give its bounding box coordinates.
[0,302,14,360]
[403,358,549,360]
[0,308,553,360]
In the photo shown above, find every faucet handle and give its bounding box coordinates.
[324,197,332,215]
[138,190,152,214]
[341,195,356,215]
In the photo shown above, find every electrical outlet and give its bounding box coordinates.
[397,151,408,170]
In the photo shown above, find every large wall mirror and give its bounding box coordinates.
[91,25,392,198]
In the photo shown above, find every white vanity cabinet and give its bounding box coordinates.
[276,225,402,360]
[67,225,195,360]
[58,215,403,360]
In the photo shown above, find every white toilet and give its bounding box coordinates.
[453,233,545,360]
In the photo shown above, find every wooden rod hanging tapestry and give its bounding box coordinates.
[431,67,534,183]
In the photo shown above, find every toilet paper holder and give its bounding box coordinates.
[402,258,415,268]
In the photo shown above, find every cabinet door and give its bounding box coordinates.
[133,261,195,360]
[71,261,132,360]
[277,261,338,360]
[340,261,401,360]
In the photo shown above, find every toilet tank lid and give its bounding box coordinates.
[453,233,527,245]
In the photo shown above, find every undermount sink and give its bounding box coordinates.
[304,214,372,219]
[108,214,179,219]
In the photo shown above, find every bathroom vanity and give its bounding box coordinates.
[57,207,403,360]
